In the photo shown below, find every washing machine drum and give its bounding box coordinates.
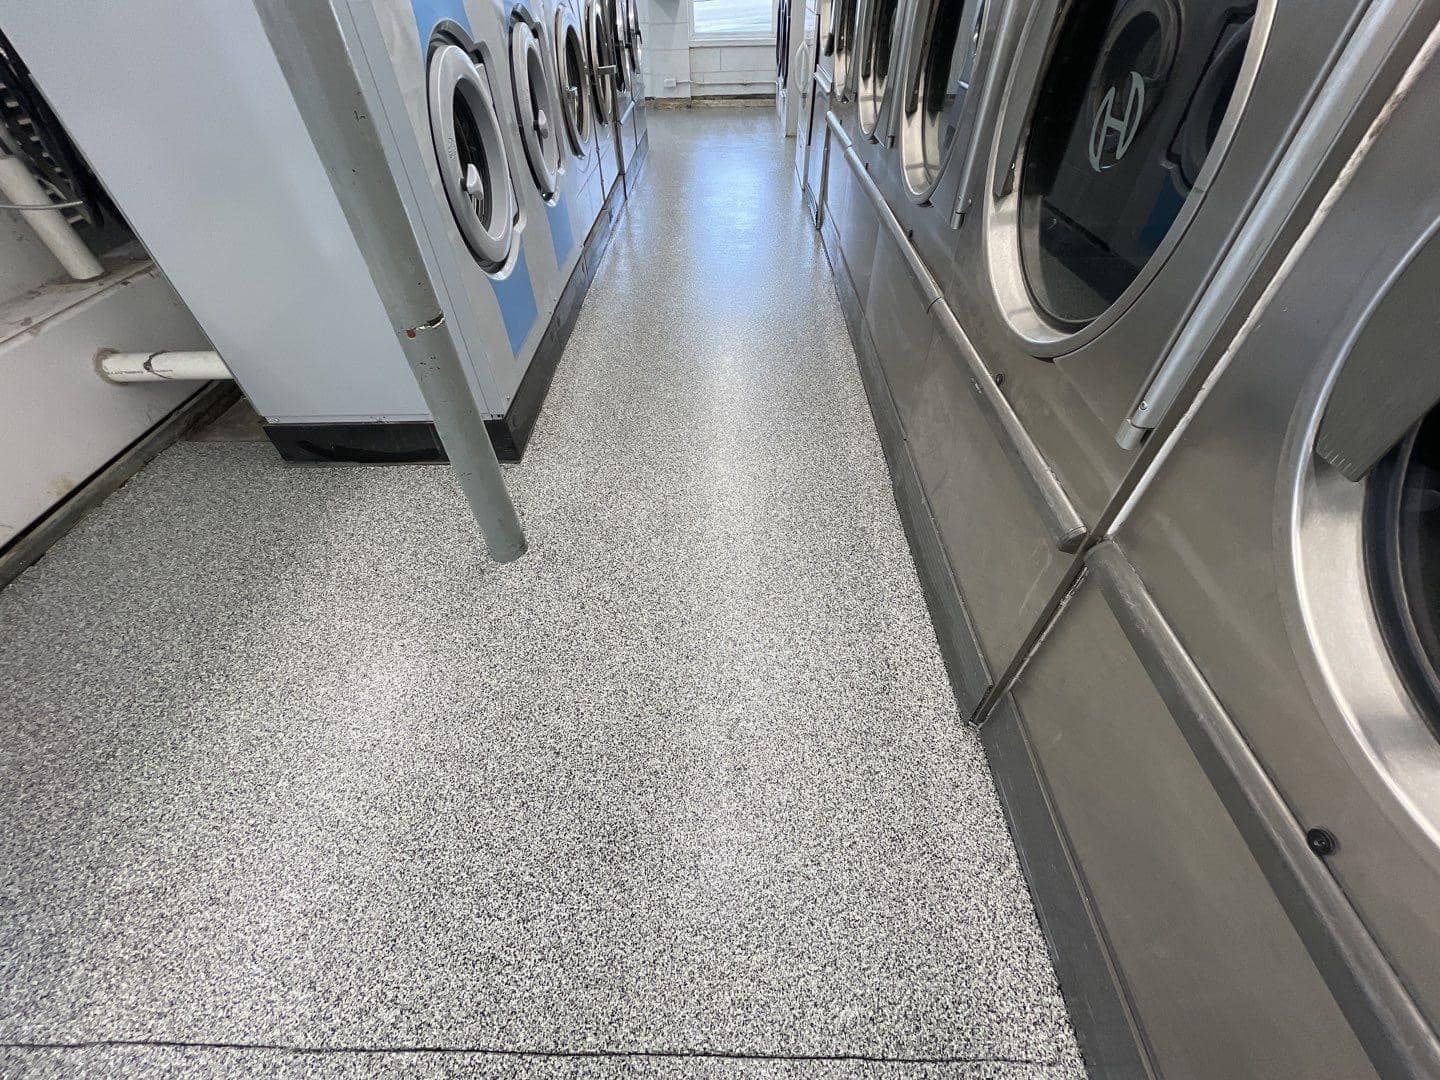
[1018,0,1256,329]
[556,10,592,155]
[511,16,562,198]
[429,43,516,271]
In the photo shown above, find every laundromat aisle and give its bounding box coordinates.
[0,109,1082,1078]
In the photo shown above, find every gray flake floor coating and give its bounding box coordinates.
[0,109,1082,1078]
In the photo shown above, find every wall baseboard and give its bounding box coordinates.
[648,94,774,108]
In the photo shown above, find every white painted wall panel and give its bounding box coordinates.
[0,261,211,547]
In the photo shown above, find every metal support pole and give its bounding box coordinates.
[252,0,525,562]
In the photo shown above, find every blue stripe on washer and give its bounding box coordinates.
[545,195,575,264]
[494,247,539,355]
[409,0,473,46]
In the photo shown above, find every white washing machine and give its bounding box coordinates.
[351,0,569,459]
[776,0,811,136]
[0,0,617,462]
[550,0,608,248]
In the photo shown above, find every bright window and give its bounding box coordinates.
[693,0,773,37]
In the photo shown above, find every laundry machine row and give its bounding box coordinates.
[798,0,1440,1074]
[1,0,646,464]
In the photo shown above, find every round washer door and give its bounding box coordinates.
[897,0,985,203]
[555,7,592,156]
[585,0,614,122]
[625,0,643,79]
[776,0,790,86]
[511,16,563,198]
[429,43,515,271]
[605,0,632,97]
[856,0,901,137]
[1015,0,1257,332]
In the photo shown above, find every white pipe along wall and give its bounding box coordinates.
[0,151,103,281]
[97,349,232,382]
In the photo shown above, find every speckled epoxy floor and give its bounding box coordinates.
[0,109,1082,1078]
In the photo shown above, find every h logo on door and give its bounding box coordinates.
[1088,70,1145,172]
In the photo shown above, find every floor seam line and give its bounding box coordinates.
[0,1037,1073,1068]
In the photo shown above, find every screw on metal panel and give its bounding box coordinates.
[993,372,1006,387]
[1306,828,1338,857]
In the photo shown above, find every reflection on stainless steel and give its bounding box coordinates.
[827,110,1086,553]
[897,0,984,202]
[808,0,1440,1072]
[555,4,591,154]
[855,0,899,136]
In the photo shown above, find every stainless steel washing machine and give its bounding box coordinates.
[948,0,1436,523]
[2,0,624,462]
[868,0,1010,271]
[776,0,812,136]
[821,0,1439,679]
[1034,29,1440,1075]
[792,0,823,189]
[604,0,646,178]
[301,0,567,459]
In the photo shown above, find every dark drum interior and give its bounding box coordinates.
[1019,0,1256,330]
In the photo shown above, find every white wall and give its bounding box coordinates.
[0,215,210,550]
[639,0,776,99]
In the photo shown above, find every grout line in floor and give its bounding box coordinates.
[0,1037,1073,1069]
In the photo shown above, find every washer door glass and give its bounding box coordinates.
[605,0,631,97]
[511,17,562,197]
[776,0,791,86]
[556,11,591,155]
[586,0,614,122]
[1018,0,1255,329]
[856,0,900,136]
[626,0,643,80]
[898,0,985,202]
[428,43,515,271]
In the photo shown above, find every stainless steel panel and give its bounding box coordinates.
[907,326,1071,674]
[833,110,1086,554]
[1118,32,1440,1042]
[1315,228,1440,479]
[1011,575,1380,1080]
[1089,541,1440,1077]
